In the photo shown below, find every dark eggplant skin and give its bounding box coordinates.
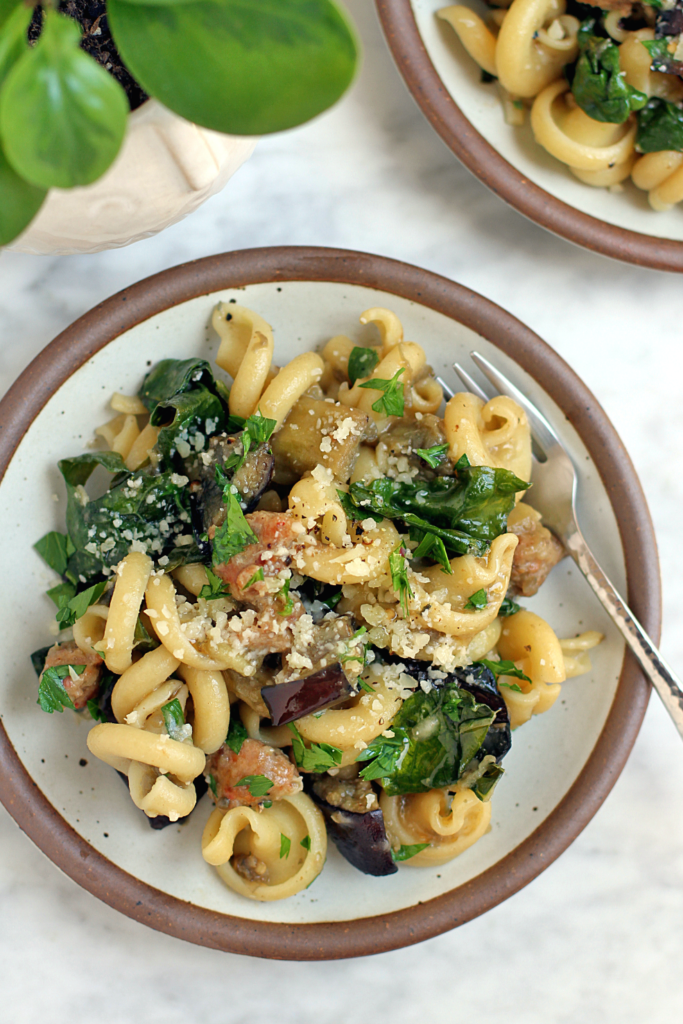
[381,655,511,764]
[656,6,683,38]
[261,663,354,726]
[309,791,397,876]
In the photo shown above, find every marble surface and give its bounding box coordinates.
[1,1,683,1019]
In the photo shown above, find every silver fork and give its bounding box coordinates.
[437,353,683,740]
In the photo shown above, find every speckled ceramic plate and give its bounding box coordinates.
[0,247,659,959]
[377,0,683,271]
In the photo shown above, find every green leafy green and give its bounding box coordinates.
[0,3,31,89]
[52,581,107,629]
[234,774,274,797]
[414,442,450,468]
[322,588,342,609]
[0,10,128,189]
[476,658,530,689]
[391,842,429,862]
[356,680,495,796]
[37,663,85,714]
[133,615,159,653]
[243,568,264,590]
[225,716,248,755]
[346,466,528,558]
[571,21,647,123]
[161,698,186,740]
[464,588,488,610]
[280,833,291,859]
[57,451,199,583]
[87,698,107,723]
[642,37,677,75]
[212,489,258,567]
[0,0,24,33]
[30,646,52,678]
[471,760,505,801]
[498,596,521,617]
[347,346,380,386]
[410,527,452,575]
[277,578,294,616]
[636,97,683,153]
[35,531,76,579]
[388,544,413,616]
[199,566,232,600]
[139,358,227,412]
[300,834,311,850]
[358,367,405,417]
[207,773,218,798]
[288,722,343,772]
[339,625,369,667]
[357,679,375,694]
[107,0,358,136]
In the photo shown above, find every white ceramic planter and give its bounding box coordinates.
[6,100,257,255]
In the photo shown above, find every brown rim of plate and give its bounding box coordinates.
[376,0,683,273]
[0,246,659,960]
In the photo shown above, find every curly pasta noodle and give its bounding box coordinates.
[202,792,327,900]
[444,391,532,483]
[381,786,491,866]
[497,609,566,728]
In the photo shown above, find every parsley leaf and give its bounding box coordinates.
[207,773,218,798]
[339,626,369,667]
[278,578,294,616]
[455,453,470,469]
[212,490,258,566]
[322,588,342,609]
[244,567,264,589]
[288,723,343,772]
[199,566,232,600]
[348,346,380,386]
[87,699,107,723]
[415,442,450,468]
[37,664,85,714]
[161,698,186,740]
[34,530,75,579]
[225,716,248,755]
[52,581,108,629]
[133,615,158,652]
[358,367,405,416]
[221,410,278,476]
[388,544,413,616]
[357,679,375,694]
[280,834,291,859]
[464,588,488,610]
[300,834,311,850]
[410,527,452,575]
[498,597,521,617]
[234,774,274,798]
[476,658,531,688]
[391,842,430,862]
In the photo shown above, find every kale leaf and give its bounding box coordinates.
[59,451,200,583]
[571,21,647,123]
[356,679,496,795]
[636,97,683,153]
[345,465,528,557]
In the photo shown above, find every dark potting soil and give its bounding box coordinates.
[28,0,148,111]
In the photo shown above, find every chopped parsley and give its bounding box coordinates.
[498,597,521,617]
[212,490,258,567]
[225,716,248,755]
[388,544,413,616]
[161,698,186,741]
[410,527,452,575]
[37,664,85,714]
[50,580,107,629]
[199,566,231,600]
[280,834,291,859]
[234,774,274,798]
[339,626,369,667]
[278,578,294,616]
[391,842,429,862]
[288,723,343,772]
[244,567,264,590]
[34,530,76,580]
[207,773,218,798]
[87,699,107,723]
[222,411,277,475]
[300,835,311,850]
[414,442,449,468]
[348,346,380,386]
[464,588,488,610]
[476,658,530,691]
[357,679,375,694]
[358,367,405,417]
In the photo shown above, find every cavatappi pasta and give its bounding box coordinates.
[439,0,683,209]
[33,304,601,900]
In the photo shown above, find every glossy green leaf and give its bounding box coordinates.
[0,144,45,245]
[0,0,23,32]
[0,2,31,88]
[0,10,128,189]
[107,0,358,135]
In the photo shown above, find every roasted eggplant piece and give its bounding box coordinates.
[310,792,397,876]
[375,414,453,479]
[261,663,354,726]
[656,5,683,38]
[270,397,370,484]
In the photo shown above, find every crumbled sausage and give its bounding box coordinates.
[206,737,302,808]
[40,641,103,709]
[214,511,305,606]
[508,505,565,597]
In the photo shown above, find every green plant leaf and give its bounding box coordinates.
[0,9,128,189]
[0,2,31,88]
[0,0,23,32]
[107,0,358,135]
[0,144,46,245]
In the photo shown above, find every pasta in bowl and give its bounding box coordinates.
[0,249,656,957]
[32,301,602,902]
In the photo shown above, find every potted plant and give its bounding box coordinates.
[0,0,358,253]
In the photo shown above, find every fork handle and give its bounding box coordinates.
[565,527,683,738]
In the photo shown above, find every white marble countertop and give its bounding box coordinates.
[2,2,683,1020]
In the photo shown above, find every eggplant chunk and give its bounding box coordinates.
[376,414,454,478]
[185,433,274,535]
[271,397,370,484]
[311,793,397,876]
[261,663,354,726]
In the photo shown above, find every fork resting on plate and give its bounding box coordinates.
[438,353,683,740]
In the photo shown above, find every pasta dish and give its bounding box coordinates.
[438,0,683,209]
[32,304,601,901]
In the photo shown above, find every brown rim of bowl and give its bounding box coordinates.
[0,246,659,960]
[375,0,683,273]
